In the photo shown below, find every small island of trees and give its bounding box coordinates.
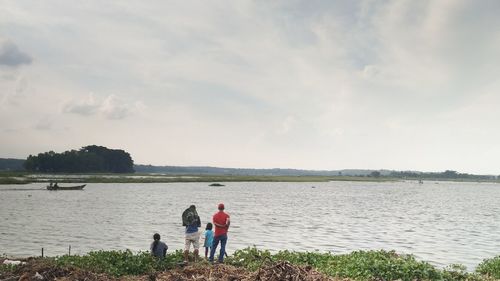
[24,145,134,173]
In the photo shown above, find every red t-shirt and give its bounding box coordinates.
[213,211,230,237]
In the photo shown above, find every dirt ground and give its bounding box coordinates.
[1,258,338,281]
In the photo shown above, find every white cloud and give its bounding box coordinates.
[63,92,99,116]
[0,73,30,107]
[101,95,145,120]
[63,93,145,120]
[276,115,296,135]
[1,1,500,173]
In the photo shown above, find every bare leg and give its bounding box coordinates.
[193,249,199,262]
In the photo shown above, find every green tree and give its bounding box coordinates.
[24,145,134,173]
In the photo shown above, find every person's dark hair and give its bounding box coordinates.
[152,233,160,253]
[206,222,213,230]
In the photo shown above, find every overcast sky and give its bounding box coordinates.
[1,1,499,174]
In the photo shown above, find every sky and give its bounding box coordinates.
[1,1,500,174]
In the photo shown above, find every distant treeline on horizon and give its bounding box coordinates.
[134,164,497,180]
[0,149,497,180]
[22,145,134,173]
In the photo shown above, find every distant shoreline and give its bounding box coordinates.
[1,172,499,185]
[0,173,393,184]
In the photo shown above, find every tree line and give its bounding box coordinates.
[24,145,134,173]
[0,158,25,171]
[389,170,496,180]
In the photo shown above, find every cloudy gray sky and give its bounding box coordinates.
[1,0,499,174]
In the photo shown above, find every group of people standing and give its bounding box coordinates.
[150,203,231,264]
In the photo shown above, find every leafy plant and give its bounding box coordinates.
[12,248,497,280]
[476,256,500,279]
[225,247,273,271]
[0,263,17,274]
[441,264,483,281]
[227,247,448,281]
[55,249,183,277]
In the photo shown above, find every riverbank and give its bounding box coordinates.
[0,172,397,185]
[4,172,500,185]
[1,248,499,280]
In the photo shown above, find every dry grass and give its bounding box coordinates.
[0,258,337,281]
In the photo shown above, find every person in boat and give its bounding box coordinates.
[182,205,201,262]
[150,233,168,259]
[53,182,59,188]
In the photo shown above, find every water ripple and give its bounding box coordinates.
[0,181,499,269]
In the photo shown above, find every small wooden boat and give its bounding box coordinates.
[209,183,225,187]
[47,184,86,191]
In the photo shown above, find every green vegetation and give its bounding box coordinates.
[0,177,28,184]
[1,249,499,280]
[0,171,29,184]
[476,256,500,279]
[390,170,497,182]
[0,172,395,185]
[24,145,134,173]
[0,263,16,274]
[3,155,499,184]
[226,247,493,281]
[54,249,183,277]
[227,248,444,280]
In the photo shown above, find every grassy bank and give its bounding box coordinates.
[0,171,30,184]
[3,171,499,185]
[1,248,499,280]
[0,172,395,185]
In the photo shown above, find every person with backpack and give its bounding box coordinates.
[182,205,201,262]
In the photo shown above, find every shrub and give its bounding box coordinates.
[226,247,273,271]
[227,247,445,281]
[476,256,500,279]
[0,263,17,274]
[55,249,183,277]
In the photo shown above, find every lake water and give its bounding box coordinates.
[0,181,498,270]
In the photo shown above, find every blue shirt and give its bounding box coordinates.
[185,215,201,233]
[186,224,199,233]
[204,229,214,247]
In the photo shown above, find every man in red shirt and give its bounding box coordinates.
[209,203,230,263]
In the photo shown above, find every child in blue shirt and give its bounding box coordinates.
[203,223,214,259]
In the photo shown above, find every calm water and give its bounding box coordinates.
[0,181,498,269]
